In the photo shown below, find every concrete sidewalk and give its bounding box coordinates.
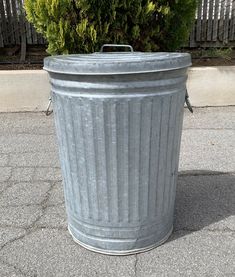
[0,107,234,277]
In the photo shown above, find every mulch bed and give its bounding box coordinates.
[192,57,235,66]
[0,63,43,70]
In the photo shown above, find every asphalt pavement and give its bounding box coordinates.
[0,107,234,277]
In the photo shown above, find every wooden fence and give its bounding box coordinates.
[0,0,235,49]
[190,0,235,47]
[0,0,45,49]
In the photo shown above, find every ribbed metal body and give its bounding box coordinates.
[49,67,187,254]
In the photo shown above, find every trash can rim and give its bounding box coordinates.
[44,52,191,75]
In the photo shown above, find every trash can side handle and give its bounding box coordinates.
[100,44,134,53]
[185,90,193,113]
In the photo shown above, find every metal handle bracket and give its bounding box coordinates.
[100,44,134,53]
[185,90,193,113]
[46,97,53,116]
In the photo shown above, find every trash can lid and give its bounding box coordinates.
[44,45,191,75]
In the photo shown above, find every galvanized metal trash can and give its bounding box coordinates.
[44,45,191,255]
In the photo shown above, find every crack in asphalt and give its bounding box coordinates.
[3,132,55,136]
[174,227,235,233]
[183,128,235,130]
[0,225,67,232]
[0,181,57,252]
[0,180,61,199]
[0,181,16,196]
[134,254,138,277]
[0,165,60,169]
[0,179,62,185]
[0,166,13,183]
[0,258,30,277]
[0,202,65,208]
[178,171,235,177]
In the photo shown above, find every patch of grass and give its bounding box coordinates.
[190,48,233,60]
[205,48,232,60]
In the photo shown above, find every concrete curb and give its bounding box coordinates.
[187,66,235,107]
[0,66,235,112]
[0,70,50,112]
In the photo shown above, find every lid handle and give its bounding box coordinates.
[100,44,134,53]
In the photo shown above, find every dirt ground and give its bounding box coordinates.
[192,57,235,66]
[0,46,234,70]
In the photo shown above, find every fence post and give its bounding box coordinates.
[19,0,26,61]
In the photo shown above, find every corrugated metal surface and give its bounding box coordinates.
[49,65,188,254]
[43,52,191,75]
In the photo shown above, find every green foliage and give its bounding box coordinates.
[24,0,198,55]
[205,48,233,60]
[191,47,233,60]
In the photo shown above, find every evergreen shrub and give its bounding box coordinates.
[25,0,197,55]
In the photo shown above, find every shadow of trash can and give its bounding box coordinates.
[44,44,191,255]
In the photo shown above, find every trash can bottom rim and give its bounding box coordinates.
[68,224,173,256]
